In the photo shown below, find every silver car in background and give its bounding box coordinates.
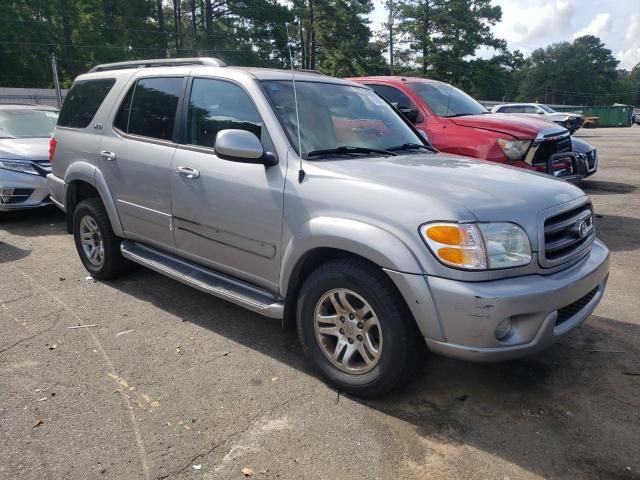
[0,104,58,211]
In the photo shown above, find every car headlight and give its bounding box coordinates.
[420,222,532,270]
[497,139,531,160]
[0,159,39,175]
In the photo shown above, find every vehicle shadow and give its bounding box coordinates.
[595,214,640,252]
[0,241,31,263]
[0,206,66,237]
[580,180,637,195]
[108,271,640,479]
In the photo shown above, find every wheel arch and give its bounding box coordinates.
[280,218,424,328]
[64,163,124,237]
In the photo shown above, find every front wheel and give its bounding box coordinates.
[297,258,422,398]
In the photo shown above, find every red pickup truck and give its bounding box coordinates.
[348,76,597,181]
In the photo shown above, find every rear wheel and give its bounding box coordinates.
[297,257,421,398]
[73,198,127,280]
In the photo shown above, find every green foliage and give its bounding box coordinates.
[394,0,505,81]
[517,36,621,105]
[0,0,637,108]
[292,0,387,77]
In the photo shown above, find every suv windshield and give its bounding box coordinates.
[0,108,58,138]
[262,80,424,158]
[407,82,488,118]
[539,104,556,113]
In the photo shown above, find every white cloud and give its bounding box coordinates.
[370,0,640,69]
[616,14,640,71]
[573,13,612,40]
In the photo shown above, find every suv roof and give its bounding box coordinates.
[351,76,445,86]
[79,57,354,86]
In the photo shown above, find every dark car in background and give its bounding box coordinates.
[0,104,58,211]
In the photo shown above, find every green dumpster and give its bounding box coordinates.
[553,105,633,127]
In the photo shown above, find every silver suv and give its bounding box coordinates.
[47,58,610,397]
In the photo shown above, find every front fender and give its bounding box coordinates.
[279,217,423,295]
[64,162,124,237]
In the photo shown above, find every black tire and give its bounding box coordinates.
[72,198,127,280]
[296,257,422,398]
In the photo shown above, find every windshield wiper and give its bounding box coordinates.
[387,143,436,153]
[306,146,396,158]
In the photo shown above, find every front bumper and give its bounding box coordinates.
[387,239,609,362]
[0,170,51,211]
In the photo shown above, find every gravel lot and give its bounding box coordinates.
[1,127,639,480]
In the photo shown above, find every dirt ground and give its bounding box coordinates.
[1,127,639,480]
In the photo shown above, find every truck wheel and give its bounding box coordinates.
[297,257,421,398]
[72,198,127,280]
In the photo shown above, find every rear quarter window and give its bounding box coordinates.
[57,78,116,128]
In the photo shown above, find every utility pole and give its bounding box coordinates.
[50,53,62,108]
[387,0,394,75]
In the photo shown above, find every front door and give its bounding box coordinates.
[100,76,185,248]
[170,77,285,291]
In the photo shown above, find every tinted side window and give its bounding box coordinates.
[187,78,263,148]
[113,84,134,132]
[58,78,115,128]
[128,77,183,141]
[367,84,413,108]
[524,106,538,114]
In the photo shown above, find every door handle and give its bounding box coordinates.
[176,166,200,179]
[100,150,116,161]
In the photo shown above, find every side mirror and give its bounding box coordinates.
[398,106,420,124]
[214,129,278,167]
[537,110,545,115]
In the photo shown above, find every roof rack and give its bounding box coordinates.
[89,57,226,73]
[297,69,326,75]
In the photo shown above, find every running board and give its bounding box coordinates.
[120,240,284,319]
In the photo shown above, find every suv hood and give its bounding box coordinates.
[0,137,50,161]
[450,113,564,139]
[306,152,585,250]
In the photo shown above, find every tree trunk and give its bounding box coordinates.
[205,0,214,49]
[157,0,167,57]
[191,0,197,54]
[308,0,316,70]
[299,19,306,69]
[61,11,77,77]
[421,0,430,75]
[191,0,197,34]
[173,0,181,51]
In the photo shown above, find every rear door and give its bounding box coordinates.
[170,77,285,291]
[100,75,186,248]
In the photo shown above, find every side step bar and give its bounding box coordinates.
[120,240,284,319]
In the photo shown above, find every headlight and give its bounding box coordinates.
[420,222,531,270]
[0,159,39,175]
[497,139,531,160]
[478,223,532,268]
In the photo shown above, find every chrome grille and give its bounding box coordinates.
[530,131,572,167]
[540,202,595,267]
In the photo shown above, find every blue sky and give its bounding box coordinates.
[369,0,640,70]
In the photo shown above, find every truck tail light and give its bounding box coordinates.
[49,137,57,162]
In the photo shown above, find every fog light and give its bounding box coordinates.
[0,188,13,204]
[495,318,513,341]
